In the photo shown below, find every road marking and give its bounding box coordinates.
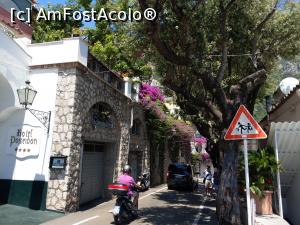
[140,186,167,200]
[192,196,207,225]
[71,215,99,225]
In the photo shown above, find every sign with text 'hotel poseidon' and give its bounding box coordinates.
[6,125,43,158]
[224,105,267,140]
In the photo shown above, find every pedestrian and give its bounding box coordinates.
[204,166,213,196]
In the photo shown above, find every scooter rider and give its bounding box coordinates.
[117,165,141,209]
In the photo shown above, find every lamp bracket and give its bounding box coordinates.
[27,108,51,133]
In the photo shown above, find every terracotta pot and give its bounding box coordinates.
[251,190,273,215]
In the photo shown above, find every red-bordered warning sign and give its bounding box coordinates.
[224,105,267,140]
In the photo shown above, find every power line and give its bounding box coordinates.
[207,53,255,57]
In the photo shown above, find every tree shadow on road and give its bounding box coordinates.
[134,184,218,225]
[150,184,216,208]
[150,191,202,206]
[137,205,217,225]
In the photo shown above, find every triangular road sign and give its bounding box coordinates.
[224,105,267,140]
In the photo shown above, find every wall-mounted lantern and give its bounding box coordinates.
[17,80,51,133]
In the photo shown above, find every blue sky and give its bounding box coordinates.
[37,0,67,7]
[36,0,95,28]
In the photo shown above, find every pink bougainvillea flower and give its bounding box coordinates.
[201,151,210,161]
[192,137,207,144]
[139,83,165,105]
[139,82,195,154]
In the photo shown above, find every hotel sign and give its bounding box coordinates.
[6,125,43,158]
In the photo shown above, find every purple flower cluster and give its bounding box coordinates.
[192,137,207,144]
[139,82,196,154]
[201,151,210,161]
[139,83,165,106]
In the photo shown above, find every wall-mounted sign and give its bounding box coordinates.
[49,156,67,169]
[6,124,42,158]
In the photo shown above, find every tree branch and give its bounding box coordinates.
[216,0,236,83]
[163,73,223,122]
[192,68,229,119]
[230,69,267,95]
[138,0,191,65]
[251,0,279,68]
[225,0,236,11]
[255,0,279,33]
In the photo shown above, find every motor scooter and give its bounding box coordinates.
[108,183,138,225]
[137,172,150,191]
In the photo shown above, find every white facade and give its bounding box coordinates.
[0,31,92,183]
[27,38,88,67]
[0,29,60,182]
[124,77,140,102]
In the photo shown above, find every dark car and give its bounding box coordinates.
[167,163,198,191]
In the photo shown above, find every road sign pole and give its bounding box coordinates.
[224,105,267,225]
[243,138,252,225]
[274,130,283,218]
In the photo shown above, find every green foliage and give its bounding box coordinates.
[239,146,282,198]
[191,152,201,168]
[80,0,153,77]
[32,1,82,43]
[145,110,172,145]
[143,0,300,137]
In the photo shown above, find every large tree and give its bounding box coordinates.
[134,0,300,224]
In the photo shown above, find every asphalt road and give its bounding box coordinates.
[42,184,217,225]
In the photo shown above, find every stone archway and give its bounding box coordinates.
[79,102,121,204]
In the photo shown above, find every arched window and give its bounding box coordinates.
[90,103,114,129]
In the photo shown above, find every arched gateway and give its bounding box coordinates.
[46,66,132,212]
[79,102,120,205]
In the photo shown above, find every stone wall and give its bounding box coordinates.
[129,103,150,173]
[46,64,132,212]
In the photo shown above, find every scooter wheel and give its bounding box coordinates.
[131,209,138,219]
[114,215,122,225]
[142,183,147,190]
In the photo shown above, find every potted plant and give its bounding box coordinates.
[239,145,282,215]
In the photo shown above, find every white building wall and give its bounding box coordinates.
[0,29,59,182]
[124,77,132,99]
[27,38,88,67]
[286,171,300,224]
[0,68,58,182]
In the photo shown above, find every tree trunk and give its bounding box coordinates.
[217,141,241,225]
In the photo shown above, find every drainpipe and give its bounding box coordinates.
[274,129,283,218]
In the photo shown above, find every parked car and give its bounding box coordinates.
[167,163,198,191]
